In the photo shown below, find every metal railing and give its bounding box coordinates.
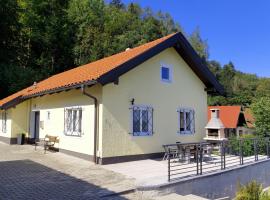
[167,138,270,182]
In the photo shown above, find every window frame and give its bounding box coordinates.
[160,63,172,83]
[130,105,153,136]
[64,107,83,137]
[177,108,195,135]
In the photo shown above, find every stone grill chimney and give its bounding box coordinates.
[205,108,226,141]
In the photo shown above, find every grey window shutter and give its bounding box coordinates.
[78,109,82,133]
[129,106,133,135]
[65,109,72,133]
[192,110,195,134]
[148,107,153,135]
[133,106,141,135]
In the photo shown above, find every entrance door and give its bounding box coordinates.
[34,111,40,140]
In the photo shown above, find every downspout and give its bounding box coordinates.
[81,84,99,164]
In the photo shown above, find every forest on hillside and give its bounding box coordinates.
[1,0,270,107]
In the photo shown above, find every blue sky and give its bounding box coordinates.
[122,0,270,77]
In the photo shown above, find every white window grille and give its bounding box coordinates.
[177,108,195,134]
[130,105,153,136]
[64,108,82,136]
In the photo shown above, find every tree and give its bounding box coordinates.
[219,62,236,96]
[0,0,21,99]
[109,0,124,9]
[68,0,106,65]
[157,11,182,36]
[127,3,142,16]
[251,97,270,137]
[68,0,180,66]
[19,0,74,74]
[256,79,270,98]
[0,0,20,64]
[189,27,209,60]
[207,60,222,78]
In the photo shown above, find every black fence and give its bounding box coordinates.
[167,138,270,182]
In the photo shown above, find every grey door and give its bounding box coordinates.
[34,111,40,139]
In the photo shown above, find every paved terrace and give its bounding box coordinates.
[103,154,268,187]
[0,142,149,200]
[1,142,268,199]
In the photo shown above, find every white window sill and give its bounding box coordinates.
[177,131,194,135]
[132,132,153,136]
[64,132,82,137]
[161,79,172,83]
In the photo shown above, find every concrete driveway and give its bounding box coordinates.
[0,142,145,200]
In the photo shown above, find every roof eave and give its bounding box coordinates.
[23,80,98,99]
[0,95,24,110]
[174,33,224,95]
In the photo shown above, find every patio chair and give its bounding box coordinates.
[176,142,184,160]
[35,135,59,154]
[162,145,178,160]
[203,145,213,161]
[183,147,191,163]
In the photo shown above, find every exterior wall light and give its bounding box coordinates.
[130,98,135,105]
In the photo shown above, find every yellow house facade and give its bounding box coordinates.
[0,33,223,164]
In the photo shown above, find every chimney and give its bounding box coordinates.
[205,108,226,141]
[205,108,224,129]
[211,108,220,119]
[33,82,37,89]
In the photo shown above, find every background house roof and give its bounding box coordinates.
[244,108,255,128]
[0,32,224,109]
[208,106,242,128]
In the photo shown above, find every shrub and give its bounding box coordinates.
[235,180,270,200]
[251,97,270,137]
[228,134,255,157]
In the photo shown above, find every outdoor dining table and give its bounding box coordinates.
[164,142,210,161]
[179,143,197,160]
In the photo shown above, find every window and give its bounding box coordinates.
[161,64,172,83]
[1,112,7,133]
[177,108,195,134]
[64,108,82,136]
[130,105,153,136]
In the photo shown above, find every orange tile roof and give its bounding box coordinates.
[244,108,255,128]
[208,106,242,128]
[0,33,176,108]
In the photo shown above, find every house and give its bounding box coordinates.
[205,106,254,141]
[0,32,223,164]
